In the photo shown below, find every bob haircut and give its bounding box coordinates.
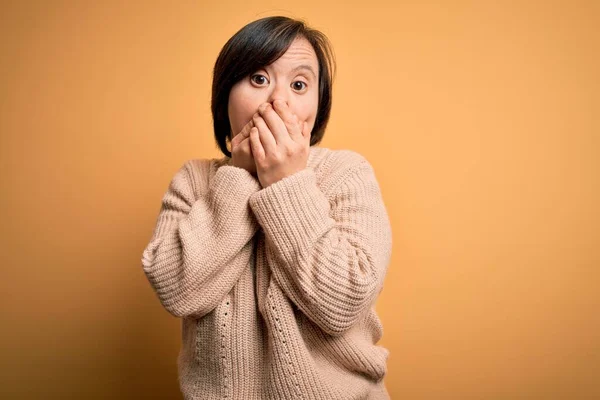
[211,16,336,158]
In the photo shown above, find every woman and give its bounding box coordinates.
[141,16,393,400]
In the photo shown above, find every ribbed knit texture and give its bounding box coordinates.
[141,146,393,399]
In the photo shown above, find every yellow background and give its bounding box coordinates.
[1,1,598,398]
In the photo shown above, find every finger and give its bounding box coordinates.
[272,100,303,142]
[232,131,248,151]
[231,131,246,150]
[239,134,251,148]
[252,112,277,154]
[231,119,254,148]
[249,127,265,161]
[258,102,290,145]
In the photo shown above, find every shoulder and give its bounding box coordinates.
[324,148,370,169]
[312,147,376,193]
[179,157,215,173]
[170,158,217,198]
[173,158,211,181]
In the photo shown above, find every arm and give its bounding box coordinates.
[141,160,262,319]
[248,159,393,336]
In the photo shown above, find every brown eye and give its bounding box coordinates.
[292,81,307,91]
[251,74,268,85]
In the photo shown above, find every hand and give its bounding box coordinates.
[230,118,257,176]
[249,100,311,188]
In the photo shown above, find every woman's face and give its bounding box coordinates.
[228,36,320,140]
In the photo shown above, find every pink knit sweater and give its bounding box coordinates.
[141,146,393,399]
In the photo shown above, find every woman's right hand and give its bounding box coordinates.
[231,119,257,177]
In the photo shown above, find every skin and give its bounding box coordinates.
[228,36,319,188]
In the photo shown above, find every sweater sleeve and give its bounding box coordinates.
[248,160,393,336]
[141,160,262,319]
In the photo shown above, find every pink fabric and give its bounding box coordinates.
[141,146,393,399]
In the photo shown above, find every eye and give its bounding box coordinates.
[250,74,269,86]
[292,81,307,91]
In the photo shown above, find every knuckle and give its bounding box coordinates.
[271,152,283,164]
[284,121,296,132]
[284,146,295,158]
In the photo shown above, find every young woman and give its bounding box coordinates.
[141,16,393,400]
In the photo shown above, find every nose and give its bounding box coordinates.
[267,81,289,106]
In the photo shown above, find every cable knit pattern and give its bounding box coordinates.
[141,146,393,400]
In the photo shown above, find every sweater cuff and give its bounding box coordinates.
[248,168,333,259]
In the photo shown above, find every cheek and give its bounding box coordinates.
[298,91,319,122]
[293,102,318,127]
[228,88,258,134]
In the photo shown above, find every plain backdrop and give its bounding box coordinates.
[1,1,598,399]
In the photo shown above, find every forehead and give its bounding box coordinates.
[268,37,318,72]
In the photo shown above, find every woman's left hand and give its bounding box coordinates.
[249,100,311,188]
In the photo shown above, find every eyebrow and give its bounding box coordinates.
[290,64,317,79]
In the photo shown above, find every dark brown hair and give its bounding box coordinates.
[211,16,336,157]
